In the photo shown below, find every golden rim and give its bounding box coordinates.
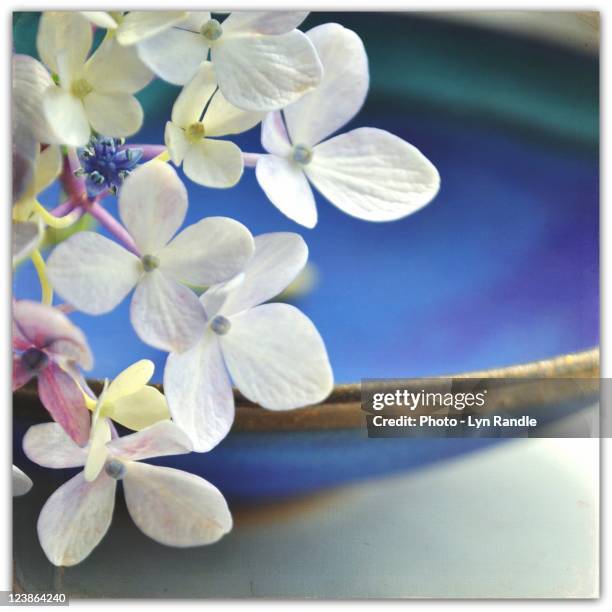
[14,347,599,432]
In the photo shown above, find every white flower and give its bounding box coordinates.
[46,162,254,352]
[37,11,154,146]
[255,23,441,228]
[23,419,232,566]
[12,144,62,263]
[12,53,62,207]
[80,11,187,45]
[165,62,263,188]
[137,11,323,111]
[13,466,33,497]
[164,232,333,452]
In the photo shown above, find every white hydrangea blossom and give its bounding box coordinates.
[165,233,333,452]
[24,419,232,566]
[136,11,323,111]
[255,23,440,227]
[36,11,154,146]
[46,162,255,352]
[80,11,187,45]
[12,10,443,565]
[165,62,263,188]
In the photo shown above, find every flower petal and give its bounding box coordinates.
[12,132,37,204]
[204,90,263,137]
[84,37,153,94]
[12,54,59,145]
[116,11,189,46]
[23,422,88,468]
[202,233,308,317]
[164,122,189,165]
[12,466,33,497]
[124,462,232,546]
[212,30,322,111]
[107,420,192,461]
[38,471,116,567]
[109,386,170,431]
[183,139,243,188]
[105,360,154,404]
[12,221,41,264]
[284,23,369,147]
[255,155,317,228]
[130,269,206,352]
[222,11,309,35]
[164,330,234,452]
[12,300,93,368]
[260,111,291,156]
[170,62,217,127]
[83,91,143,138]
[118,161,187,255]
[80,11,117,29]
[137,26,208,86]
[37,11,92,77]
[161,217,254,287]
[306,127,441,221]
[83,418,111,482]
[47,232,141,315]
[42,87,90,147]
[12,356,33,390]
[38,363,91,446]
[33,145,62,194]
[220,303,333,410]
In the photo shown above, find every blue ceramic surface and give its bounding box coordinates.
[12,14,599,499]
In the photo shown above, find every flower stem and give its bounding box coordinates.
[145,149,170,164]
[34,201,83,229]
[88,202,139,254]
[60,149,86,199]
[31,249,53,305]
[242,152,261,168]
[138,145,168,162]
[49,198,77,218]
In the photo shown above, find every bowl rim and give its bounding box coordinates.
[15,347,599,432]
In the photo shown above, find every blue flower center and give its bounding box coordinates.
[77,136,143,197]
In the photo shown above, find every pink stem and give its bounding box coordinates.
[60,149,86,199]
[88,202,139,255]
[137,144,167,162]
[242,152,261,168]
[49,197,77,217]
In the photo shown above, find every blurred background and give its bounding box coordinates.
[13,11,599,383]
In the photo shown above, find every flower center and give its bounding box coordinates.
[200,18,223,42]
[292,144,313,165]
[141,254,160,272]
[21,348,48,373]
[71,78,93,99]
[210,315,231,335]
[77,136,143,196]
[104,458,126,480]
[186,122,206,143]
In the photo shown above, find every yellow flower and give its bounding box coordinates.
[83,360,170,433]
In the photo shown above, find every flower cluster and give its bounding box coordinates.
[12,10,440,566]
